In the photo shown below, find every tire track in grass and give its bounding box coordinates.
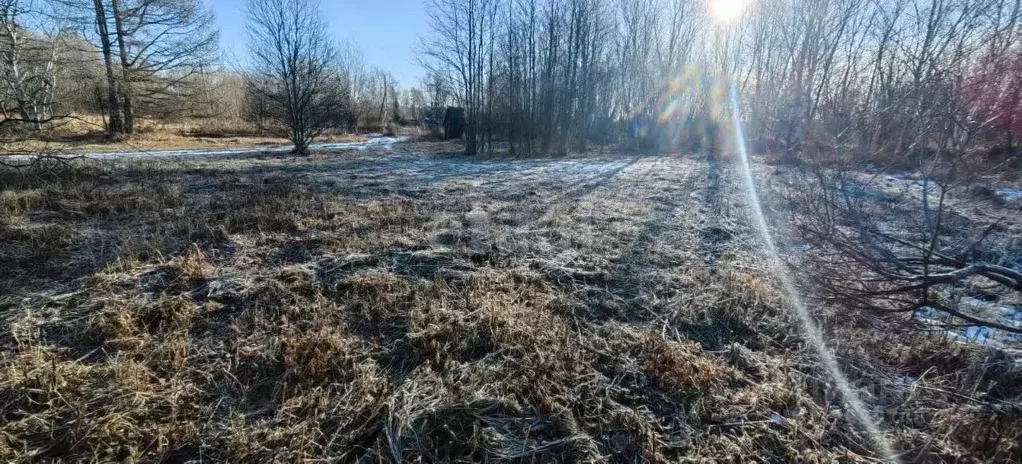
[529,156,696,322]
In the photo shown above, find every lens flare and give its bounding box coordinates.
[726,84,897,461]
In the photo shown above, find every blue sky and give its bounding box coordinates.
[208,0,429,88]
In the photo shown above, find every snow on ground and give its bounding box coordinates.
[915,297,1022,347]
[997,187,1022,201]
[2,135,410,162]
[8,136,1022,352]
[877,172,1022,203]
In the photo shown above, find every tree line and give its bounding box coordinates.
[0,0,422,149]
[419,0,1022,158]
[0,0,218,135]
[3,0,1020,159]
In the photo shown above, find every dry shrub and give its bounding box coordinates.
[180,118,270,138]
[0,221,83,289]
[671,265,784,350]
[390,270,683,461]
[0,161,196,290]
[83,254,209,349]
[267,265,322,303]
[406,270,562,367]
[225,376,389,461]
[406,293,494,365]
[71,182,185,217]
[0,168,188,219]
[87,299,138,344]
[175,244,215,278]
[0,346,204,461]
[877,333,983,378]
[332,199,428,234]
[853,330,1022,461]
[226,326,389,460]
[383,391,599,462]
[0,189,44,223]
[140,296,199,333]
[280,327,354,380]
[1,222,79,248]
[209,176,325,233]
[639,335,736,400]
[937,407,1022,460]
[334,272,422,344]
[278,327,383,389]
[88,296,198,347]
[235,268,332,326]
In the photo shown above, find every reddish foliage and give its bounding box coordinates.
[966,51,1022,138]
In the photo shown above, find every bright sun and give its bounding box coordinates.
[711,0,746,22]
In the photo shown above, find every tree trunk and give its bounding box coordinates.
[379,74,387,128]
[111,0,133,134]
[92,0,124,135]
[293,137,309,155]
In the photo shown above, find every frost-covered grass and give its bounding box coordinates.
[1,144,1020,461]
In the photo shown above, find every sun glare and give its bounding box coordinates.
[711,0,746,22]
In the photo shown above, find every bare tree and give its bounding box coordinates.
[422,71,447,128]
[334,43,393,132]
[406,86,426,121]
[52,0,216,134]
[789,154,1022,336]
[108,0,218,133]
[0,0,63,129]
[419,0,499,155]
[245,0,341,154]
[774,0,1022,339]
[90,0,123,134]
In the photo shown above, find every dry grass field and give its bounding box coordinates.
[1,141,1020,461]
[3,116,366,155]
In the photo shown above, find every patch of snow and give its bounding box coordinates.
[914,301,1022,347]
[915,306,943,320]
[894,374,917,386]
[883,171,914,180]
[960,296,990,310]
[963,326,992,344]
[2,135,410,162]
[789,244,812,253]
[995,188,1022,201]
[314,136,409,151]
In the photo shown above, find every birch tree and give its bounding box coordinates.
[0,0,62,129]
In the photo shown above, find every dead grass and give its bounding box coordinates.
[1,115,364,153]
[1,145,1019,461]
